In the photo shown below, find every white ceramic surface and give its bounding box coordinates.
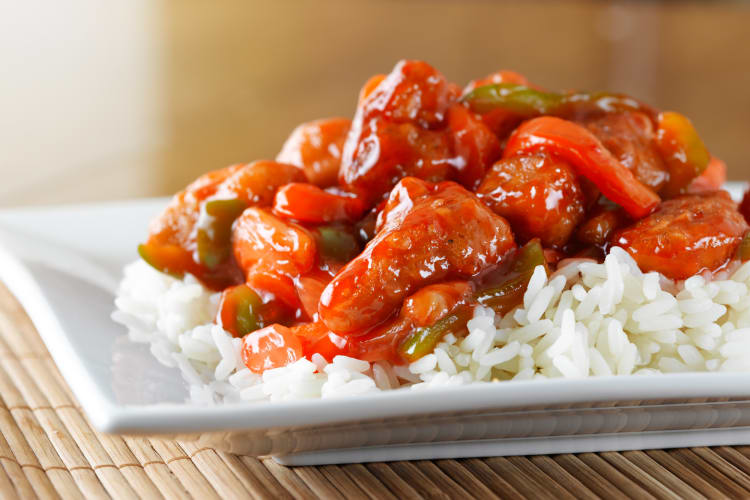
[1,189,749,465]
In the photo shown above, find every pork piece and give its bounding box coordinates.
[341,119,456,201]
[612,191,748,280]
[233,207,316,279]
[319,177,516,334]
[476,154,585,248]
[447,104,502,189]
[339,60,461,202]
[276,118,351,187]
[586,111,669,192]
[357,59,460,129]
[142,161,304,288]
[232,208,317,308]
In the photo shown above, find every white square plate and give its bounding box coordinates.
[1,190,749,465]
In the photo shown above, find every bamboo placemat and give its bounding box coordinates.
[2,281,750,499]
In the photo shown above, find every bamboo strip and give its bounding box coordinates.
[605,451,688,500]
[0,458,34,500]
[412,460,474,499]
[261,458,318,499]
[433,460,499,499]
[123,437,191,500]
[669,448,750,497]
[0,351,123,499]
[364,462,423,500]
[44,357,79,406]
[0,297,167,499]
[529,455,599,500]
[552,454,633,500]
[318,465,372,499]
[695,447,750,489]
[93,433,165,499]
[237,457,295,500]
[575,453,653,498]
[387,461,453,500]
[339,463,398,500]
[36,408,137,500]
[0,457,20,500]
[714,446,750,476]
[55,407,158,499]
[483,457,557,500]
[645,449,726,498]
[177,441,249,499]
[0,308,40,359]
[0,414,38,499]
[460,458,522,499]
[506,456,579,500]
[0,284,27,319]
[0,365,84,499]
[217,452,280,499]
[149,440,219,500]
[292,466,346,499]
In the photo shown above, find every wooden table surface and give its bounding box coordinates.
[2,283,750,498]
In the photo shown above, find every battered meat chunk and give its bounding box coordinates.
[319,177,516,334]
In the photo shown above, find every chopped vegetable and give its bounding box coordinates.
[314,225,361,262]
[196,198,248,269]
[656,111,711,198]
[688,156,726,194]
[463,83,655,121]
[218,284,294,337]
[273,183,366,223]
[217,284,263,337]
[137,243,191,279]
[398,304,473,362]
[504,116,660,219]
[474,239,547,314]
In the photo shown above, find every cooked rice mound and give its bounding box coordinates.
[112,247,750,404]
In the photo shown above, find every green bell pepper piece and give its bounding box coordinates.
[196,198,248,269]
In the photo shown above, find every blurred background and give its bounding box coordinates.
[1,0,748,207]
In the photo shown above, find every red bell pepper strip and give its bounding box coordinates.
[272,183,366,223]
[688,156,726,194]
[504,116,660,219]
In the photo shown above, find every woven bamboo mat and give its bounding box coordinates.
[2,283,750,499]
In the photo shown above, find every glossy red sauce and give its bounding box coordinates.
[140,59,750,371]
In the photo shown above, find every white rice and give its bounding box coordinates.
[112,247,750,404]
